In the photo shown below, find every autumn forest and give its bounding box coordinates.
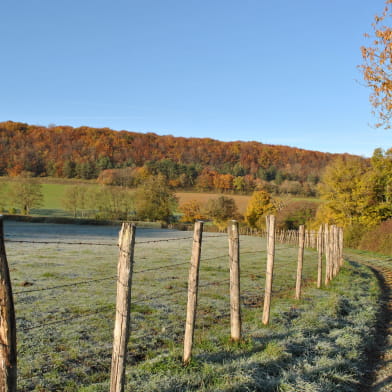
[0,121,351,195]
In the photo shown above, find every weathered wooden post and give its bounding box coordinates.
[333,225,339,277]
[228,220,241,341]
[339,227,344,267]
[0,216,17,392]
[183,221,203,365]
[262,215,275,325]
[324,224,330,285]
[110,223,136,392]
[330,225,335,278]
[317,225,323,288]
[295,225,305,300]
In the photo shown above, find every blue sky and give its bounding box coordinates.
[1,0,390,157]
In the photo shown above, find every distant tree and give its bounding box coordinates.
[244,190,277,230]
[276,201,318,230]
[360,0,392,128]
[179,199,205,222]
[62,160,76,178]
[76,161,97,179]
[205,196,239,230]
[195,168,216,191]
[135,175,178,223]
[62,185,88,218]
[278,180,302,195]
[10,174,43,215]
[233,176,246,193]
[370,147,392,201]
[89,186,134,220]
[317,156,373,227]
[0,182,8,212]
[319,149,392,227]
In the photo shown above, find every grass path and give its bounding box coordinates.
[344,250,392,392]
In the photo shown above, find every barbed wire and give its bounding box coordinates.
[132,277,230,306]
[134,261,189,274]
[14,275,116,295]
[5,236,194,246]
[19,305,114,332]
[132,287,188,305]
[4,233,234,247]
[13,246,298,296]
[199,278,230,288]
[5,239,116,246]
[5,237,305,248]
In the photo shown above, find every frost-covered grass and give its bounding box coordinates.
[4,221,380,391]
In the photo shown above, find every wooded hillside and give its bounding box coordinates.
[0,121,350,183]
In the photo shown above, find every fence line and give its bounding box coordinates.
[4,217,345,390]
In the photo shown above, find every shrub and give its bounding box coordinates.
[344,223,369,249]
[244,190,277,230]
[358,219,392,255]
[205,196,240,230]
[276,201,318,230]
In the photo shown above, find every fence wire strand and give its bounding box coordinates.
[20,305,114,332]
[14,275,116,295]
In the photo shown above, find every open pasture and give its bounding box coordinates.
[4,221,380,391]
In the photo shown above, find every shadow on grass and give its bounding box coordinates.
[345,257,392,392]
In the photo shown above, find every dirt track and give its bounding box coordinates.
[345,251,392,392]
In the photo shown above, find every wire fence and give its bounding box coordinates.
[3,221,327,391]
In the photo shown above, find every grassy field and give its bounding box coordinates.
[4,221,380,391]
[0,177,322,218]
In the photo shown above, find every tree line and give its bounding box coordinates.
[0,121,354,197]
[2,147,391,256]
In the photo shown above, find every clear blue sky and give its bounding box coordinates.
[1,0,390,157]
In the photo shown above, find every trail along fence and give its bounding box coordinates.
[0,217,343,391]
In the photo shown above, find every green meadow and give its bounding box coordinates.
[0,177,322,218]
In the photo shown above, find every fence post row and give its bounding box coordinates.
[228,220,241,342]
[0,216,17,392]
[262,215,275,325]
[295,225,305,300]
[183,221,203,365]
[110,223,136,392]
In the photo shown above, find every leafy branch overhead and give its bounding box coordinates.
[360,0,392,128]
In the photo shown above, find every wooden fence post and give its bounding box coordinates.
[0,216,17,392]
[183,221,203,365]
[295,225,305,300]
[262,215,275,325]
[317,225,323,288]
[330,225,336,279]
[228,220,241,341]
[333,226,339,277]
[110,223,136,392]
[339,227,344,267]
[324,224,330,285]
